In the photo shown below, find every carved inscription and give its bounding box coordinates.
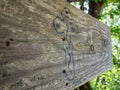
[53,7,78,81]
[0,0,112,89]
[53,7,112,85]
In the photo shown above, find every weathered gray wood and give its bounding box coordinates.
[0,0,113,90]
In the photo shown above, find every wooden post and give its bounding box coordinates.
[0,0,113,90]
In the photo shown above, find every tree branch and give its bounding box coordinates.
[67,0,83,2]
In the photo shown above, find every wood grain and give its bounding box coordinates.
[0,0,113,90]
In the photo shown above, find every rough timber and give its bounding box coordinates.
[0,0,113,90]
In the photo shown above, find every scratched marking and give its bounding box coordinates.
[53,7,78,81]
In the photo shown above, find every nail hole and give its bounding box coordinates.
[63,70,66,73]
[5,41,10,47]
[62,37,65,41]
[65,82,68,86]
[9,38,14,41]
[65,11,68,14]
[90,45,94,51]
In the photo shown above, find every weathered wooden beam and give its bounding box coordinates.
[0,0,113,90]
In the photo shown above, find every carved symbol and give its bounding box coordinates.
[53,7,78,81]
[104,40,107,47]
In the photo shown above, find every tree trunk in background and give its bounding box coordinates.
[88,0,104,18]
[67,0,104,18]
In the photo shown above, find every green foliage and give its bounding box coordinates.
[94,0,104,3]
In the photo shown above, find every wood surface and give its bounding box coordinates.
[0,0,113,90]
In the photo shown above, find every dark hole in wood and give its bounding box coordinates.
[90,45,94,51]
[63,70,66,73]
[9,38,14,41]
[62,37,65,41]
[65,82,68,86]
[5,41,10,47]
[65,11,68,14]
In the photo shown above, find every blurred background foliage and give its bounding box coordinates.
[70,0,120,90]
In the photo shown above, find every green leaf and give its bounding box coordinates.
[94,0,98,3]
[110,14,114,19]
